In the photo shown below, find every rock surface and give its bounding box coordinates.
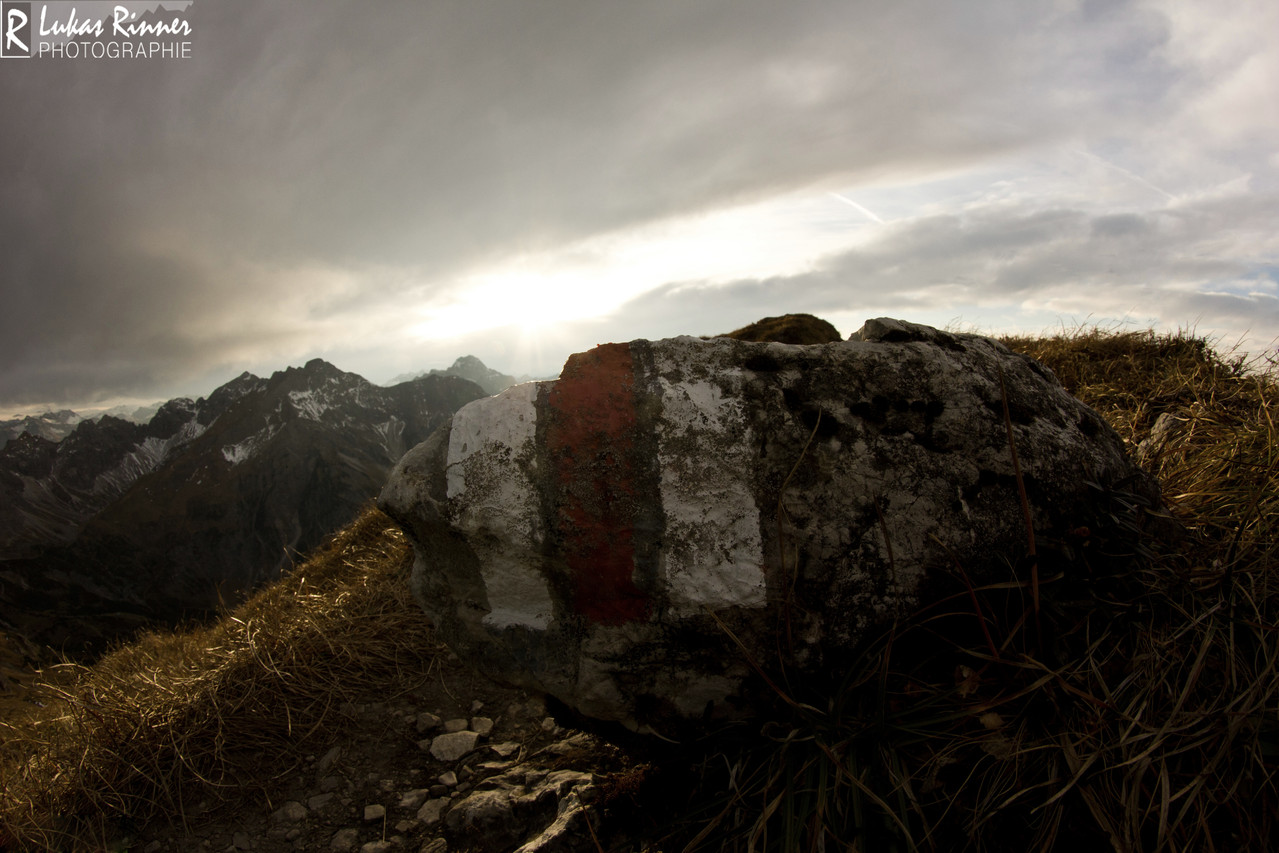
[718,312,843,345]
[380,318,1160,733]
[443,735,606,853]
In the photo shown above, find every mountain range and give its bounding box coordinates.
[389,354,528,396]
[1,405,175,449]
[0,358,493,654]
[0,410,87,447]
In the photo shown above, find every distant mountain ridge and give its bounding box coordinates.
[0,410,86,447]
[390,354,529,396]
[0,389,257,563]
[0,358,491,653]
[1,404,166,449]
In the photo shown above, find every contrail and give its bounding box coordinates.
[1072,148,1177,202]
[828,191,885,224]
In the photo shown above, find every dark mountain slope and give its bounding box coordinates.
[0,375,266,563]
[0,360,486,653]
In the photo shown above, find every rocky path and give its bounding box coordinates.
[125,651,647,853]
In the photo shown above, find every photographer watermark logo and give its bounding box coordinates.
[2,1,194,60]
[2,2,31,58]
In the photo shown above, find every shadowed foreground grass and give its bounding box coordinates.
[2,327,1277,851]
[0,510,439,850]
[667,328,1278,852]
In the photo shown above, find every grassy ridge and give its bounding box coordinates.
[2,327,1277,851]
[0,510,439,850]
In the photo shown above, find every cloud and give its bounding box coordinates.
[596,189,1279,356]
[1,0,1275,410]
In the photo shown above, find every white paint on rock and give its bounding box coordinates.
[654,346,765,615]
[436,342,767,634]
[445,383,554,630]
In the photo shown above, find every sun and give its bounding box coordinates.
[409,270,615,342]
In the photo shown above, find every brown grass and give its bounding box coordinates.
[0,507,440,850]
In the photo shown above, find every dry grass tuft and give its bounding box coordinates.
[0,506,439,851]
[1006,326,1278,571]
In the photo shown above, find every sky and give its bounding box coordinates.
[2,0,1277,417]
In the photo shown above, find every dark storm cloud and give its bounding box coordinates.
[0,0,1236,408]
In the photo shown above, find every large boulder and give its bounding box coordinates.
[379,318,1159,734]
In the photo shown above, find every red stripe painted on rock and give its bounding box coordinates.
[544,342,648,625]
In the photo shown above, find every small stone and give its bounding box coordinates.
[309,792,335,810]
[285,828,302,841]
[364,803,386,822]
[360,843,394,853]
[232,833,252,851]
[378,778,396,792]
[317,746,343,773]
[443,718,469,733]
[489,742,520,758]
[430,730,480,762]
[429,784,448,797]
[416,797,448,826]
[330,828,360,852]
[414,712,442,734]
[438,770,458,787]
[272,800,308,823]
[320,776,343,792]
[470,700,484,713]
[395,819,417,833]
[540,716,559,732]
[469,717,494,736]
[398,788,431,810]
